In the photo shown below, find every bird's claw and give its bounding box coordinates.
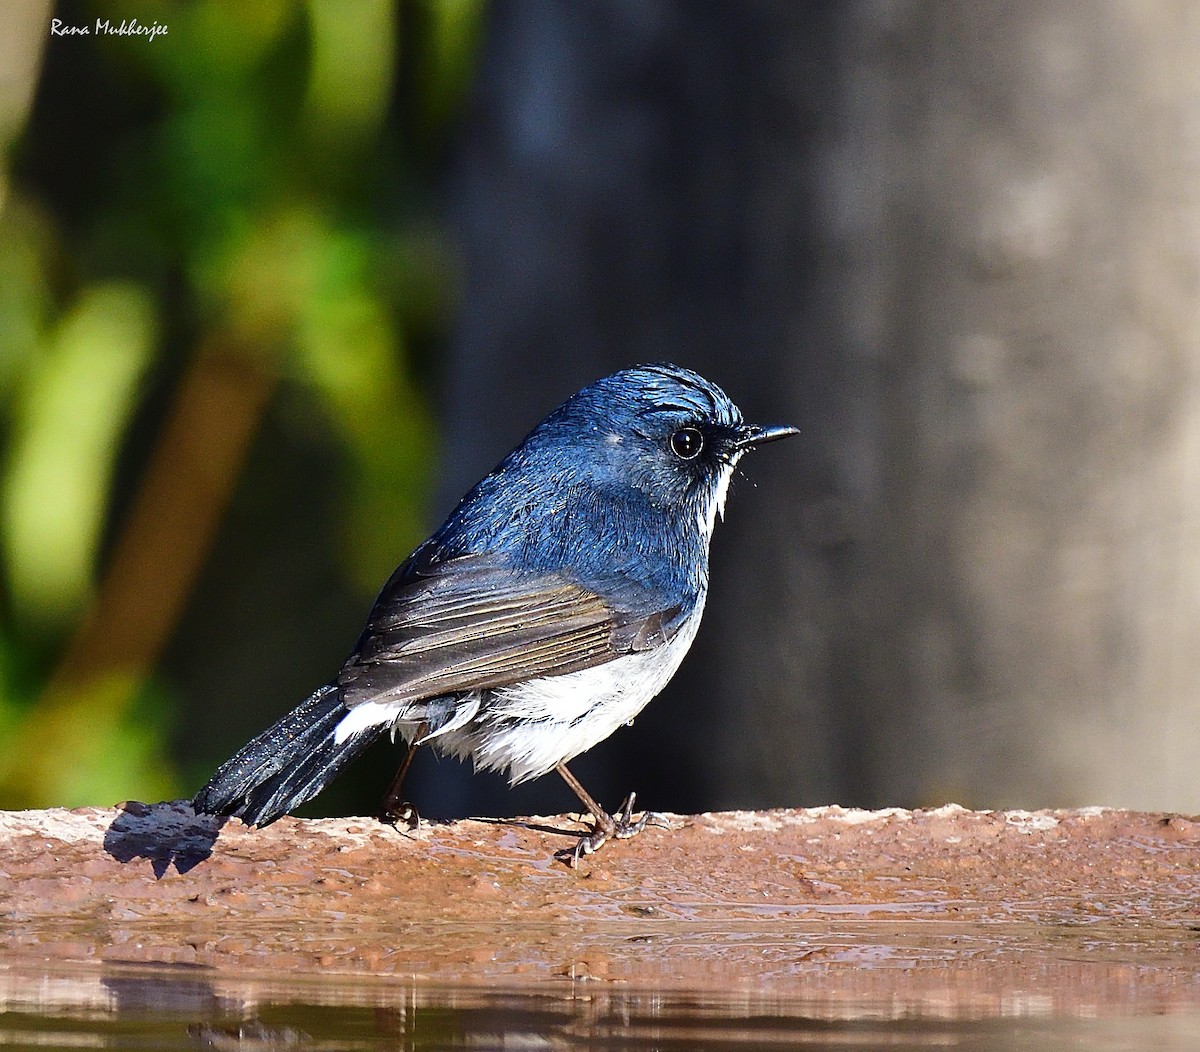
[380,800,421,831]
[557,791,671,867]
[612,791,671,838]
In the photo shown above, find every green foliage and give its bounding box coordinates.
[0,0,484,807]
[3,282,156,631]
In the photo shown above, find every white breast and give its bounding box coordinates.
[440,594,707,785]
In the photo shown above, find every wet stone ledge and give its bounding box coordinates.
[1,803,1198,1013]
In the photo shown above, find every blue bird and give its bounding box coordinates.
[193,364,797,862]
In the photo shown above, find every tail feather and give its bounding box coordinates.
[193,684,385,826]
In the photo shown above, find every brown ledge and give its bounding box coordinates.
[2,803,1198,1015]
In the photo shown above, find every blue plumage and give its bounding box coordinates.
[427,364,741,595]
[193,363,796,862]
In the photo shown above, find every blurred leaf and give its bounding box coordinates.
[2,282,156,632]
[0,195,55,395]
[161,92,270,240]
[280,212,437,588]
[414,0,486,133]
[0,628,35,741]
[0,0,51,159]
[0,674,178,808]
[103,0,293,88]
[304,0,395,145]
[207,202,438,587]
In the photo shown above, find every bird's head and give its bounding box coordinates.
[532,363,798,538]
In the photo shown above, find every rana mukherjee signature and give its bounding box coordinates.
[51,18,168,43]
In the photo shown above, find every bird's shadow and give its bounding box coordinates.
[474,815,587,838]
[101,804,590,878]
[103,799,225,878]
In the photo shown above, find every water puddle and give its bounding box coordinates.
[2,961,1199,1050]
[3,919,1200,1051]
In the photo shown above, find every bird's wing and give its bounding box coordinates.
[337,553,685,708]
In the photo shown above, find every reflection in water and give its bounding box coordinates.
[0,960,1199,1051]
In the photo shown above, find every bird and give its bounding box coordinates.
[193,363,797,862]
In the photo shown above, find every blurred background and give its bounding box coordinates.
[3,0,1200,820]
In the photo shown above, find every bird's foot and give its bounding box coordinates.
[379,799,421,831]
[558,792,671,867]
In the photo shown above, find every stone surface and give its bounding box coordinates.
[1,802,1198,1015]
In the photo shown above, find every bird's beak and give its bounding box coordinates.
[731,423,800,451]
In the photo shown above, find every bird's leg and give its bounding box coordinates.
[379,722,428,828]
[554,762,668,865]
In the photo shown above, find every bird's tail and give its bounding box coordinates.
[192,683,384,826]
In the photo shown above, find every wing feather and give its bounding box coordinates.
[338,554,683,709]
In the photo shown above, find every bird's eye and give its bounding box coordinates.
[669,427,704,460]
